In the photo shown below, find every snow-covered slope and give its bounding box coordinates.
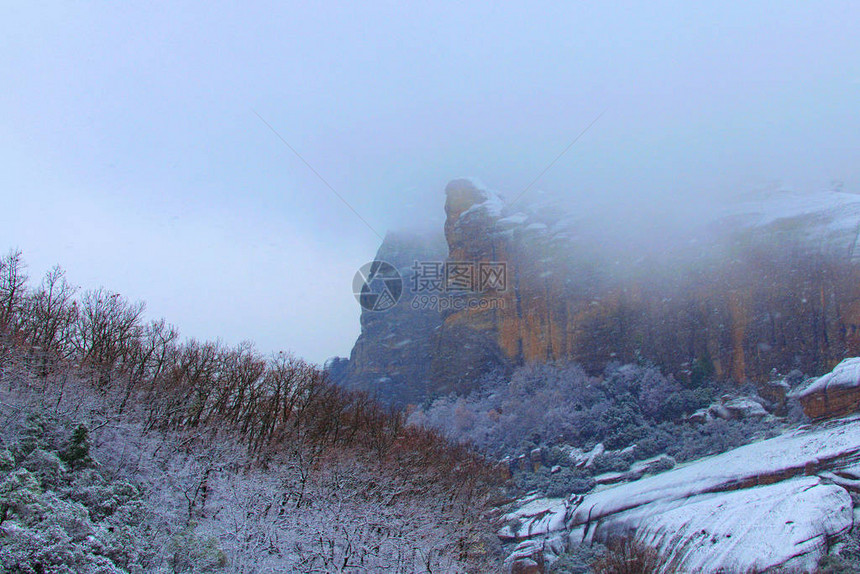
[501,414,860,573]
[631,477,850,573]
[727,188,860,230]
[721,188,860,257]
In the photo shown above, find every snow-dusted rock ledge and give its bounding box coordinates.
[500,414,860,573]
[792,357,860,420]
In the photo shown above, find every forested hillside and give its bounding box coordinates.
[0,249,503,573]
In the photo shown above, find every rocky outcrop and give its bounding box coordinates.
[793,357,860,420]
[504,539,550,574]
[498,414,860,572]
[686,396,770,423]
[437,179,584,371]
[335,230,447,406]
[340,179,860,404]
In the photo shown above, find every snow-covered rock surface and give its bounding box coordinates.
[796,358,860,398]
[690,397,770,423]
[793,358,860,419]
[723,188,860,247]
[500,415,860,572]
[568,443,604,468]
[498,495,568,541]
[632,477,850,573]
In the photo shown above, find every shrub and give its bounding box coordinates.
[589,452,633,474]
[817,554,860,574]
[546,467,595,497]
[411,359,785,477]
[647,456,675,474]
[514,467,595,498]
[167,528,228,573]
[59,424,93,470]
[549,542,607,573]
[0,449,13,472]
[816,530,860,573]
[592,538,675,574]
[22,448,66,488]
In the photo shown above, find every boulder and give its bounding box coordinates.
[505,540,546,574]
[722,397,769,420]
[707,403,732,420]
[694,396,769,421]
[574,443,604,469]
[759,379,791,415]
[686,408,711,424]
[792,358,860,420]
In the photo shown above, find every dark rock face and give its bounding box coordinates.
[336,230,447,407]
[339,179,860,406]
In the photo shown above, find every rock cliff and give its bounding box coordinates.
[336,179,860,405]
[335,230,447,406]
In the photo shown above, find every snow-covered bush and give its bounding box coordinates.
[516,467,594,498]
[409,359,789,504]
[588,451,634,474]
[410,361,722,457]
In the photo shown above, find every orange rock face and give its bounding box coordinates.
[435,179,860,393]
[800,386,860,420]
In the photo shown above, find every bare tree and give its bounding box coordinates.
[20,266,78,371]
[0,248,28,333]
[72,288,145,387]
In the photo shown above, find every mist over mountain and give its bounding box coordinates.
[335,179,860,407]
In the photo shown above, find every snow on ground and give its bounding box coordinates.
[564,415,860,571]
[633,477,852,573]
[567,414,860,530]
[500,414,860,573]
[722,189,860,254]
[498,496,568,540]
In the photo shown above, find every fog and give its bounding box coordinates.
[2,2,859,363]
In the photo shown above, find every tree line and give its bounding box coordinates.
[0,248,500,506]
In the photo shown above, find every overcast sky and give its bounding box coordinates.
[3,1,859,363]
